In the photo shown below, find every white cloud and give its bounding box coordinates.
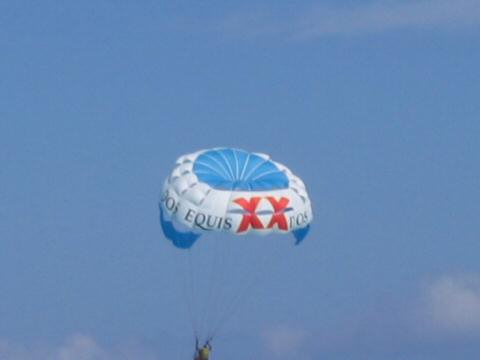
[56,334,106,360]
[220,0,480,39]
[261,325,308,358]
[0,335,157,360]
[298,0,480,38]
[424,274,480,333]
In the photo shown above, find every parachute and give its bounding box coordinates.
[160,148,312,246]
[159,148,312,343]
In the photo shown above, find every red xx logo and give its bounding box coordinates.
[233,196,290,233]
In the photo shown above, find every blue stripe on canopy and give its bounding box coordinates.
[193,148,289,191]
[159,205,200,249]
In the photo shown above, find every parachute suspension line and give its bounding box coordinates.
[196,237,217,340]
[203,236,231,340]
[208,244,261,340]
[177,248,197,339]
[200,235,224,340]
[187,248,199,339]
[217,238,238,330]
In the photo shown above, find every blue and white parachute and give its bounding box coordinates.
[159,148,312,248]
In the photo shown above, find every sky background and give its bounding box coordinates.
[1,0,480,359]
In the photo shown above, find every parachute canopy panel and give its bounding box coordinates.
[193,148,289,191]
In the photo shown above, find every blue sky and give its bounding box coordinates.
[1,1,480,359]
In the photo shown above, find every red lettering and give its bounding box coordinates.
[233,197,264,232]
[266,196,289,230]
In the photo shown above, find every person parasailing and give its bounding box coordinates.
[194,338,212,360]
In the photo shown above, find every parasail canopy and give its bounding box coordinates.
[159,148,312,248]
